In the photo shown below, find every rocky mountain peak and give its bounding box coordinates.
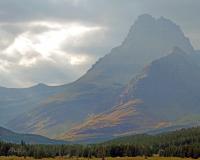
[123,14,193,54]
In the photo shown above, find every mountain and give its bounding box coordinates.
[80,14,193,85]
[4,14,195,140]
[59,48,200,142]
[0,126,67,144]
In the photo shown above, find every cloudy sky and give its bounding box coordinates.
[0,0,199,87]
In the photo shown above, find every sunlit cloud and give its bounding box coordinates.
[0,20,103,87]
[0,59,10,72]
[19,57,37,67]
[2,22,102,67]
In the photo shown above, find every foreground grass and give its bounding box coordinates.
[0,157,200,160]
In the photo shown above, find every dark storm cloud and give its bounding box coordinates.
[0,0,136,23]
[1,0,199,49]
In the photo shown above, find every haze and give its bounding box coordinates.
[0,0,199,87]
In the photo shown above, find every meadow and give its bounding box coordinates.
[0,157,199,160]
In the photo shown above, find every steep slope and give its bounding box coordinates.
[59,99,164,143]
[6,14,194,138]
[0,126,67,144]
[125,47,200,120]
[60,48,200,142]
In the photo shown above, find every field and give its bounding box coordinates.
[0,157,199,160]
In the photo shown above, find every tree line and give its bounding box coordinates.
[0,141,153,159]
[0,127,200,159]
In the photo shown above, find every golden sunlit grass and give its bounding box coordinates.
[0,157,199,160]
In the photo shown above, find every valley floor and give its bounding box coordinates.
[0,157,199,160]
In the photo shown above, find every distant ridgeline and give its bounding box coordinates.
[0,126,68,145]
[0,127,200,159]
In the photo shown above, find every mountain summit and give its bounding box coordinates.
[124,14,193,54]
[82,14,194,85]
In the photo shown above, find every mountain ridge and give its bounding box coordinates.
[0,126,68,144]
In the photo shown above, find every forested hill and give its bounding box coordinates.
[0,127,200,159]
[104,126,200,146]
[102,126,200,158]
